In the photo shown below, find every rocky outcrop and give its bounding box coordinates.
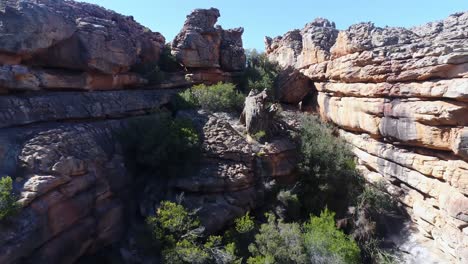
[267,12,468,262]
[0,3,260,263]
[240,90,273,135]
[265,18,339,69]
[171,8,246,83]
[136,110,297,234]
[0,89,174,264]
[276,67,313,104]
[0,93,297,263]
[0,0,165,91]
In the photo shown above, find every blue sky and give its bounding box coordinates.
[80,0,467,50]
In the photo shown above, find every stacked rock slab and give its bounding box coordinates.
[266,12,468,262]
[172,8,246,84]
[0,0,166,91]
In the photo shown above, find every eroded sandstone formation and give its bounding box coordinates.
[172,8,246,84]
[267,12,468,262]
[0,90,175,264]
[0,0,165,91]
[0,2,295,263]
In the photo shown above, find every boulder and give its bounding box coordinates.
[172,8,245,71]
[276,67,312,104]
[240,90,275,135]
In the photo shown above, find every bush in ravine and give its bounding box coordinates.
[0,176,18,221]
[297,114,362,217]
[119,112,200,178]
[247,210,360,264]
[303,209,360,264]
[241,49,280,95]
[132,44,182,84]
[159,44,183,72]
[147,201,241,264]
[179,82,245,112]
[351,184,400,263]
[248,213,307,264]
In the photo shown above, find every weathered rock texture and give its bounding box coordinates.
[172,8,246,83]
[267,12,468,262]
[0,4,285,263]
[170,111,297,234]
[0,0,165,91]
[0,90,175,264]
[0,102,297,264]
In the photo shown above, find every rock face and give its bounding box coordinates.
[169,111,297,234]
[172,8,246,83]
[0,0,165,91]
[0,92,297,263]
[0,4,280,263]
[266,12,468,262]
[240,90,273,135]
[0,90,174,264]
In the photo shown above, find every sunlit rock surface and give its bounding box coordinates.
[267,11,468,263]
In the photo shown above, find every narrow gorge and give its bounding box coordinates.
[266,13,468,262]
[0,1,466,264]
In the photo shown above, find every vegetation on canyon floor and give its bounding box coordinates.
[118,107,399,263]
[91,48,400,264]
[146,199,361,264]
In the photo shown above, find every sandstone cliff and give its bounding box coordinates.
[266,12,468,262]
[0,2,287,263]
[0,0,167,91]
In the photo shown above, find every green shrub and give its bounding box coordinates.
[247,209,360,264]
[118,112,200,178]
[298,114,362,216]
[132,44,182,84]
[132,62,166,84]
[248,213,307,264]
[235,212,255,234]
[276,189,301,221]
[179,82,245,112]
[147,201,241,264]
[361,238,397,264]
[252,130,266,142]
[147,201,201,247]
[241,49,280,95]
[0,176,18,221]
[303,208,361,264]
[159,44,183,72]
[352,184,400,241]
[351,184,400,263]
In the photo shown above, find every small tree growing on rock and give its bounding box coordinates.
[0,176,18,221]
[147,201,241,264]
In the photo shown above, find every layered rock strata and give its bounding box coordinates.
[0,3,288,263]
[0,90,175,264]
[171,111,297,234]
[266,12,468,262]
[172,8,246,84]
[0,0,165,91]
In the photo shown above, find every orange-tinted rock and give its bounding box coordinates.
[267,12,468,261]
[172,8,245,71]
